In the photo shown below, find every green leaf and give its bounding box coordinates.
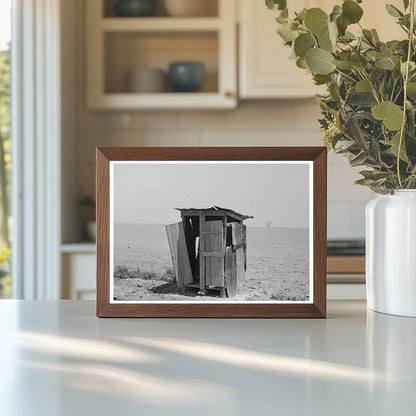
[350,152,367,167]
[360,170,392,181]
[330,5,342,22]
[350,54,368,70]
[371,29,380,42]
[334,139,355,152]
[277,23,298,43]
[403,0,410,10]
[356,79,372,92]
[266,0,287,11]
[339,31,356,43]
[318,27,334,52]
[296,57,308,69]
[306,48,336,75]
[372,101,404,131]
[328,21,338,45]
[407,82,416,99]
[344,114,368,148]
[313,74,332,85]
[385,4,404,18]
[363,29,376,46]
[375,55,395,70]
[401,61,416,76]
[304,8,329,35]
[336,15,348,36]
[342,0,364,24]
[296,8,307,23]
[381,132,409,162]
[294,33,316,58]
[333,60,353,70]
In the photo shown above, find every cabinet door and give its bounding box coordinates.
[238,0,404,99]
[239,0,326,99]
[358,0,404,41]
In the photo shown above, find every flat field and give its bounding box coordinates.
[113,223,309,302]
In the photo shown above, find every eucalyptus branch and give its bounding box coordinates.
[334,68,358,84]
[397,0,415,188]
[359,69,381,104]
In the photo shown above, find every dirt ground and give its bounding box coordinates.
[113,224,309,302]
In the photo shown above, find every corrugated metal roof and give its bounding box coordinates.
[175,206,253,221]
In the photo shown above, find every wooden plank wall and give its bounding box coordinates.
[232,223,245,294]
[165,222,193,289]
[225,247,237,297]
[202,220,224,287]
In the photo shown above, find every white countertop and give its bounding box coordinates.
[0,300,415,415]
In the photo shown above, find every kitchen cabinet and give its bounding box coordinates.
[239,0,325,99]
[86,0,237,109]
[61,245,96,300]
[238,0,404,99]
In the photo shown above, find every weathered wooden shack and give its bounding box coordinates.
[165,206,253,297]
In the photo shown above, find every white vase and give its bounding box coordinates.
[366,190,416,317]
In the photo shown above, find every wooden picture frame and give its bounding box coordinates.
[96,147,327,318]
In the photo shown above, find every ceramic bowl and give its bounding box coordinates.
[168,62,205,92]
[128,68,167,93]
[114,0,158,17]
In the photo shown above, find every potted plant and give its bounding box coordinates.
[266,0,416,316]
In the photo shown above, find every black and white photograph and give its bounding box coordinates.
[110,161,313,303]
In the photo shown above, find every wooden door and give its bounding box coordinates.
[200,220,225,288]
[165,222,193,289]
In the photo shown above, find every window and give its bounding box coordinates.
[0,0,11,298]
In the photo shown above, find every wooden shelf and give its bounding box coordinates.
[61,243,96,254]
[101,17,221,32]
[327,256,365,274]
[89,92,235,110]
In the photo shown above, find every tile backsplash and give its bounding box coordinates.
[73,100,373,240]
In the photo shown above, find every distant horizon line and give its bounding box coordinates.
[114,222,309,230]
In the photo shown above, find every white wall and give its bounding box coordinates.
[62,0,374,243]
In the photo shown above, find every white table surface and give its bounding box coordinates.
[0,300,415,416]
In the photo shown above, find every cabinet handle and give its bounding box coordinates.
[225,91,234,99]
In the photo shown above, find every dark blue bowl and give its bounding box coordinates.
[114,0,157,17]
[168,62,205,93]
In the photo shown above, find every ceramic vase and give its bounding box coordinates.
[366,190,416,317]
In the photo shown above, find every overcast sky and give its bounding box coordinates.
[113,162,310,228]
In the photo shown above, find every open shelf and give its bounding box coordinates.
[61,243,96,254]
[102,17,221,32]
[104,31,218,94]
[90,92,234,109]
[87,0,236,109]
[103,0,219,18]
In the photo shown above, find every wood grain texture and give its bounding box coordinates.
[165,222,194,289]
[202,220,224,287]
[225,246,237,297]
[96,147,327,318]
[327,256,365,274]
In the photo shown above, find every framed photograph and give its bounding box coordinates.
[96,147,327,318]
